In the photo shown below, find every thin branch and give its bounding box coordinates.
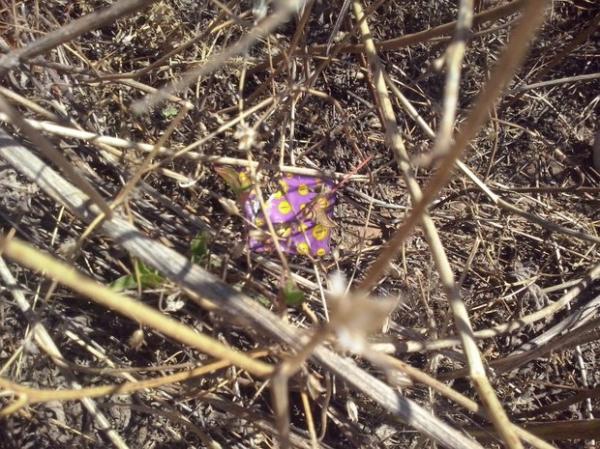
[441,317,600,380]
[0,236,274,379]
[250,0,526,72]
[513,293,600,355]
[353,1,550,448]
[384,355,557,449]
[508,13,600,98]
[0,99,112,218]
[132,1,301,113]
[0,112,368,182]
[0,0,154,78]
[470,419,600,441]
[360,0,549,289]
[493,319,600,375]
[507,72,600,95]
[594,129,600,171]
[395,262,600,353]
[326,0,353,53]
[0,128,484,449]
[513,385,600,419]
[0,257,130,449]
[360,0,527,52]
[431,0,473,159]
[90,8,239,82]
[0,354,264,408]
[383,73,600,246]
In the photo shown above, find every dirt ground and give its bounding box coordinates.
[0,0,599,448]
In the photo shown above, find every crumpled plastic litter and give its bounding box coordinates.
[240,171,336,257]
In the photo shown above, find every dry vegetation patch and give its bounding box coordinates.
[0,0,599,448]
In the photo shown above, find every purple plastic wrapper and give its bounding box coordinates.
[242,172,336,257]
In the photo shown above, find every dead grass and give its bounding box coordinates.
[0,0,599,448]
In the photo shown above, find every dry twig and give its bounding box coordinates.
[0,128,484,449]
[353,1,550,448]
[0,0,154,78]
[0,257,130,449]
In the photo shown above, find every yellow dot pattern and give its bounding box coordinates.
[278,200,292,215]
[296,242,310,255]
[312,224,329,241]
[247,174,335,257]
[298,184,310,196]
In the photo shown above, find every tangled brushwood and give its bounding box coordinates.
[0,1,598,448]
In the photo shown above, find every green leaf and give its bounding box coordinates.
[191,232,210,265]
[161,105,179,119]
[281,279,305,307]
[110,261,164,292]
[110,274,138,292]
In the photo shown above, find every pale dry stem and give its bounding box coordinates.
[431,0,473,159]
[397,262,600,353]
[353,1,552,447]
[0,0,153,77]
[384,355,557,449]
[0,235,274,378]
[0,257,130,449]
[132,1,302,113]
[0,110,486,449]
[383,71,600,247]
[0,112,367,181]
[0,96,112,217]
